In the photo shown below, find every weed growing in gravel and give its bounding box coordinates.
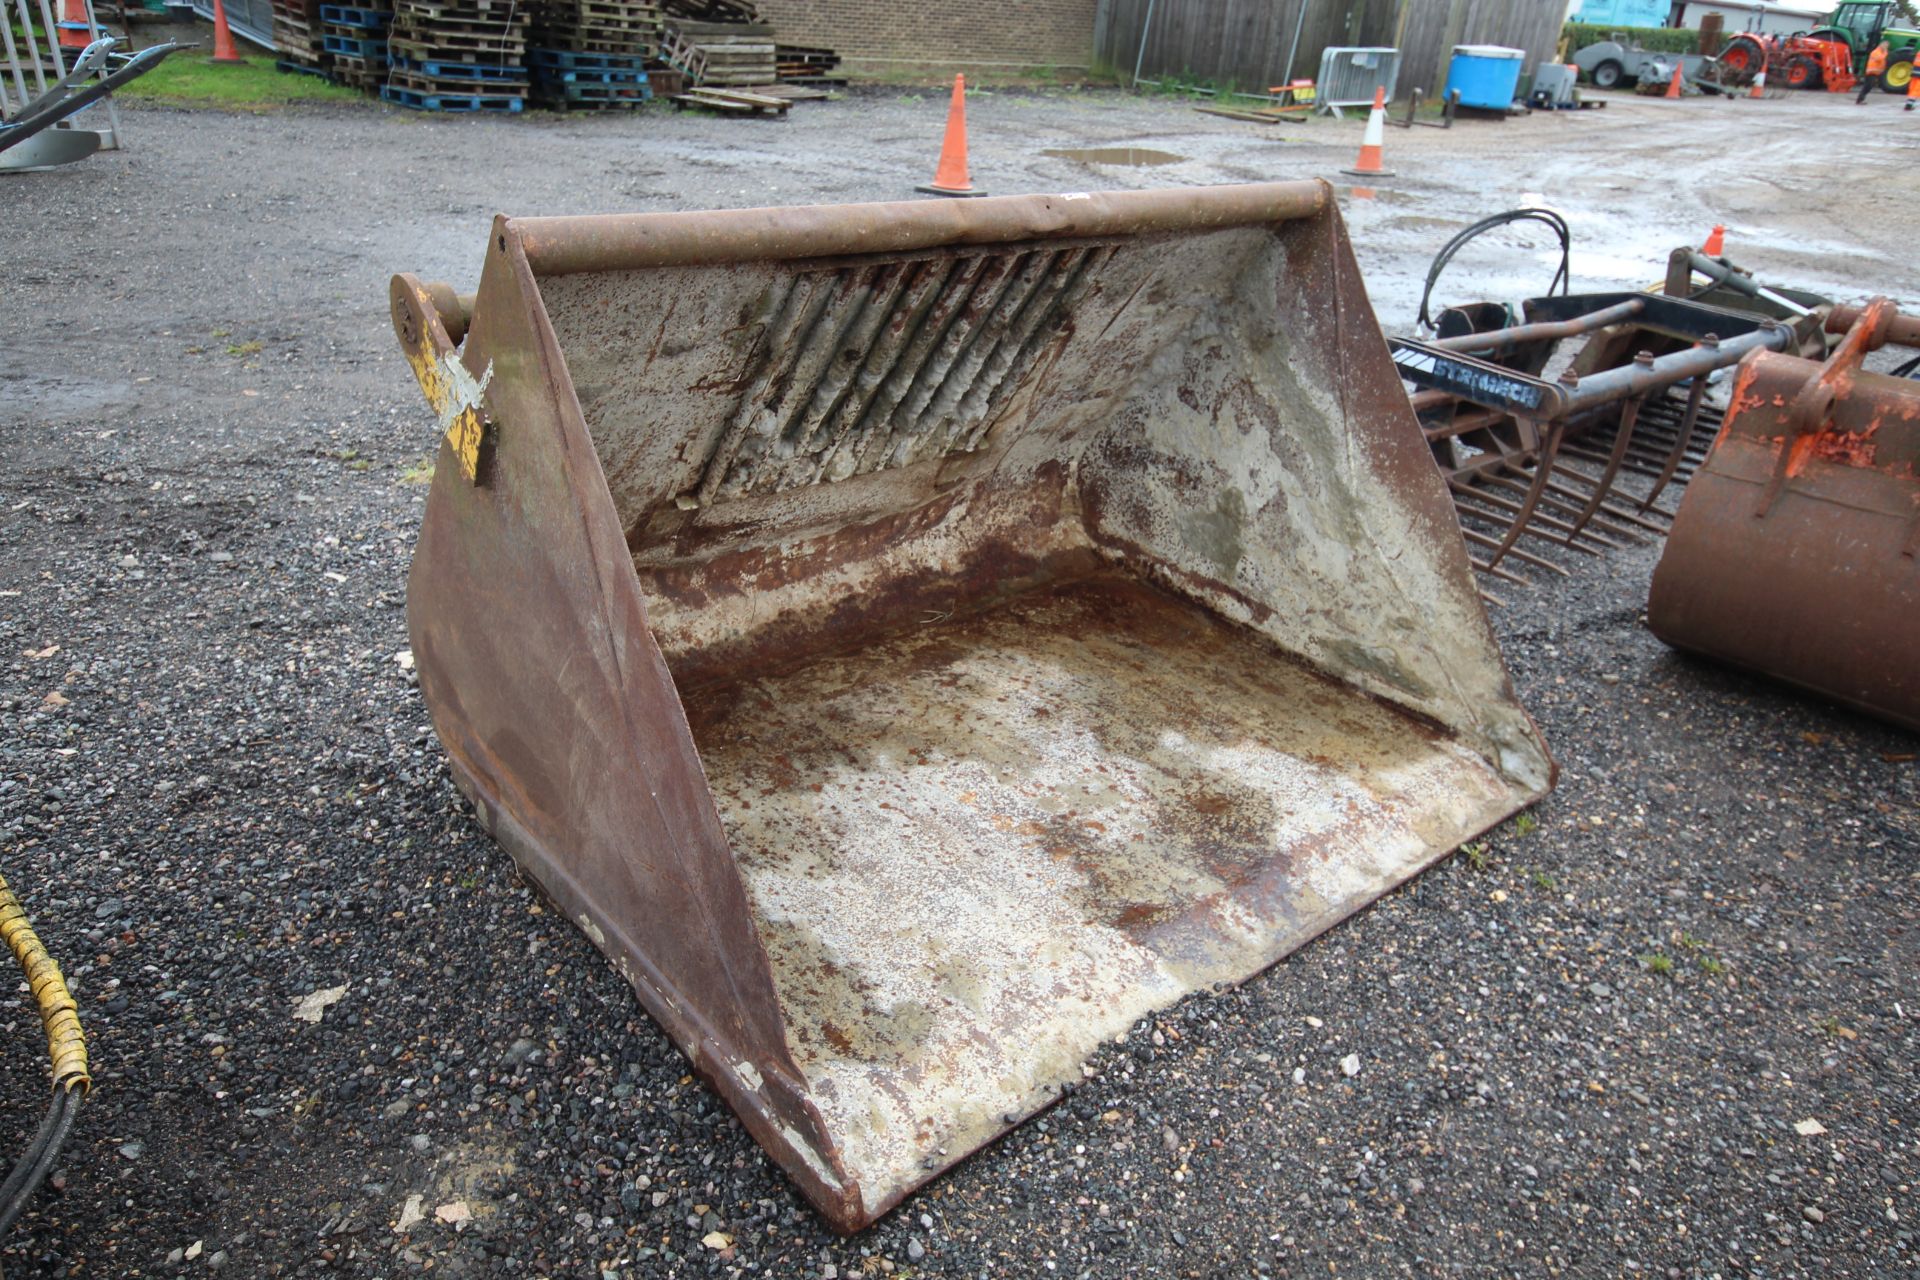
[226,339,264,357]
[1528,868,1557,891]
[400,456,436,485]
[1512,812,1539,837]
[1640,952,1674,976]
[1460,840,1491,871]
[1698,955,1726,976]
[1676,932,1706,951]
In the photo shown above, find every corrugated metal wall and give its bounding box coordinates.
[1095,0,1569,96]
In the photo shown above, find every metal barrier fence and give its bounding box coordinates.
[1,0,121,148]
[1315,45,1400,115]
[187,0,275,51]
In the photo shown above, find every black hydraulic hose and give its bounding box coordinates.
[0,1088,79,1237]
[0,872,89,1236]
[1418,208,1572,331]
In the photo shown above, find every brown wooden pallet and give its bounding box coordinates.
[388,69,524,94]
[753,81,826,100]
[389,30,526,54]
[659,0,757,22]
[672,87,786,115]
[667,19,770,36]
[395,0,523,17]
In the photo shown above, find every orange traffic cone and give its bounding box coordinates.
[56,0,91,51]
[1908,70,1918,109]
[917,75,984,198]
[1664,63,1685,98]
[1702,224,1725,256]
[1749,67,1767,98]
[1340,87,1394,178]
[209,0,245,64]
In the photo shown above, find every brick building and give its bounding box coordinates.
[752,0,1100,77]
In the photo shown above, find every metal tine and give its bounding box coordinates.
[1461,526,1572,576]
[1532,464,1673,534]
[1478,587,1508,608]
[813,259,954,484]
[1555,443,1672,483]
[696,273,829,504]
[1559,393,1644,543]
[1462,545,1531,585]
[775,263,916,482]
[1641,375,1709,512]
[1453,482,1616,552]
[1478,418,1565,572]
[1476,470,1646,543]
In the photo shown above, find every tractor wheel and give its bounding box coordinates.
[1786,54,1823,89]
[1591,59,1624,89]
[1883,51,1915,93]
[1720,36,1762,82]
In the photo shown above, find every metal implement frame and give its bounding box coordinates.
[1,0,120,150]
[1396,291,1798,580]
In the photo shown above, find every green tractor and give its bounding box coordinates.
[1807,0,1916,91]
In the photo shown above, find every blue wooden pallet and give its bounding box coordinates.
[531,65,649,85]
[275,58,331,78]
[381,84,524,112]
[318,4,392,28]
[536,78,651,102]
[393,55,525,81]
[527,47,647,72]
[322,32,388,57]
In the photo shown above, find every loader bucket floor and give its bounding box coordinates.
[682,575,1523,1203]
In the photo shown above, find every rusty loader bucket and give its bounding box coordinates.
[1650,298,1920,731]
[389,184,1554,1230]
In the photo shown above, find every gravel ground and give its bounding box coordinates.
[1,81,1916,1279]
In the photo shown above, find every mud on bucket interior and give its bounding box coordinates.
[389,183,1554,1231]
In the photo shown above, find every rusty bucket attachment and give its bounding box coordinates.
[1650,298,1920,731]
[389,184,1554,1231]
[1394,292,1801,587]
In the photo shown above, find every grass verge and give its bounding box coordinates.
[118,52,365,107]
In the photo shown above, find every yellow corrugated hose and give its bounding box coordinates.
[0,872,89,1095]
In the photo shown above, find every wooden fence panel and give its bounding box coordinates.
[1096,0,1566,96]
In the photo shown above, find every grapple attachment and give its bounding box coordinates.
[1650,298,1920,731]
[389,184,1554,1231]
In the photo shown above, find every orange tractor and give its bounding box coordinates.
[1718,1,1919,92]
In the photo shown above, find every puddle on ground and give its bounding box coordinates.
[1043,147,1186,167]
[1337,185,1416,205]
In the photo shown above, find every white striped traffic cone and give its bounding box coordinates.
[1341,87,1395,177]
[1748,68,1766,99]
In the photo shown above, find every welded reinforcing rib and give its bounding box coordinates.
[691,246,1104,503]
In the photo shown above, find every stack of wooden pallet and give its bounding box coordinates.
[526,0,659,109]
[657,20,775,87]
[529,0,661,57]
[384,0,530,112]
[773,43,843,86]
[318,3,393,90]
[271,0,331,76]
